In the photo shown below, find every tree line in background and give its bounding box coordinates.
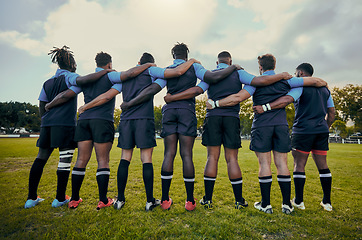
[1,84,360,137]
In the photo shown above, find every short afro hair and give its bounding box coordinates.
[296,63,314,76]
[95,52,112,67]
[257,54,276,71]
[139,52,155,65]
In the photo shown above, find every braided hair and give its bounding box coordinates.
[171,42,189,60]
[48,46,77,72]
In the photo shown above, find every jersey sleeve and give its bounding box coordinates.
[69,86,82,94]
[38,87,49,102]
[107,71,122,84]
[193,63,207,81]
[65,72,80,86]
[286,87,303,101]
[154,78,167,89]
[287,77,304,88]
[237,70,255,85]
[196,81,209,92]
[327,95,335,108]
[243,85,256,96]
[111,83,122,93]
[149,67,166,79]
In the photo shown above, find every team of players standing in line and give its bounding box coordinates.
[24,43,335,214]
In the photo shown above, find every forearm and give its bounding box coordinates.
[327,107,335,128]
[270,96,294,109]
[39,101,46,117]
[219,90,251,107]
[250,73,286,86]
[120,63,153,81]
[203,65,237,84]
[302,77,327,87]
[46,90,76,110]
[76,69,108,85]
[82,91,117,112]
[126,83,161,107]
[167,87,203,102]
[164,59,196,78]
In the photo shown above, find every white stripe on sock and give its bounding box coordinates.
[58,162,71,168]
[59,150,75,155]
[184,178,195,182]
[293,175,306,179]
[96,171,110,176]
[259,178,272,183]
[60,154,73,158]
[161,175,173,180]
[320,173,332,178]
[231,180,243,185]
[72,170,85,176]
[277,178,291,182]
[204,177,216,181]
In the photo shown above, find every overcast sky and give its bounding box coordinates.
[1,0,361,108]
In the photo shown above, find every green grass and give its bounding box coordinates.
[0,138,361,239]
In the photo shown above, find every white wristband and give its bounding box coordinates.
[262,105,267,112]
[207,99,215,109]
[266,103,271,111]
[215,100,220,108]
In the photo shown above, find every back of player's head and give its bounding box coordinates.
[296,63,314,76]
[95,52,112,67]
[48,46,77,72]
[139,52,155,64]
[257,54,276,71]
[217,51,232,64]
[171,42,189,60]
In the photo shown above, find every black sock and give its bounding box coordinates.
[56,170,70,202]
[230,177,244,203]
[143,163,154,203]
[319,168,332,204]
[28,158,47,200]
[204,175,216,202]
[293,172,306,204]
[161,170,173,202]
[184,176,195,204]
[277,175,292,207]
[56,149,74,202]
[96,168,110,204]
[117,159,130,202]
[259,176,272,208]
[71,167,85,201]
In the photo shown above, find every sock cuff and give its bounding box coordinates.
[143,163,153,168]
[259,175,272,183]
[319,168,332,178]
[204,175,216,181]
[59,149,75,158]
[230,177,243,184]
[72,167,85,175]
[183,177,195,182]
[161,170,173,176]
[319,168,331,174]
[277,175,291,182]
[293,172,306,178]
[120,159,130,166]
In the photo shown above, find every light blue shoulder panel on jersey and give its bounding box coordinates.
[38,88,48,102]
[149,66,166,81]
[193,63,207,81]
[287,77,304,88]
[287,87,303,101]
[107,71,122,84]
[111,83,122,93]
[237,69,255,85]
[243,84,256,95]
[327,95,334,108]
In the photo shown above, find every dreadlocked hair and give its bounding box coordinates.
[171,42,189,59]
[48,46,76,72]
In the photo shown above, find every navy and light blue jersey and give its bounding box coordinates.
[251,70,304,129]
[121,67,165,120]
[293,87,334,134]
[158,59,208,113]
[203,63,256,118]
[78,68,122,122]
[38,69,82,127]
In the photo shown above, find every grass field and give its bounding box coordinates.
[0,138,361,239]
